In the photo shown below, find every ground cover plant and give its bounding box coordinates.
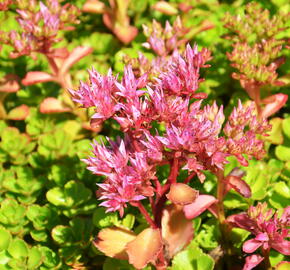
[0,0,289,269]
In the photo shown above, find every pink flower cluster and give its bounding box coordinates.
[0,0,79,57]
[84,138,155,216]
[228,203,290,269]
[71,43,270,214]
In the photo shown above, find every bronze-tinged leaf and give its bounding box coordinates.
[7,104,29,120]
[183,195,218,219]
[39,97,71,114]
[0,74,20,93]
[161,205,194,258]
[93,226,136,260]
[126,228,163,269]
[166,183,199,205]
[21,71,55,86]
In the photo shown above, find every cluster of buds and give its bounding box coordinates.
[71,38,271,268]
[142,18,188,57]
[126,18,212,82]
[228,203,290,270]
[224,2,289,118]
[0,0,12,10]
[0,0,79,58]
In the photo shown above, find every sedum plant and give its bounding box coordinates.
[70,32,288,268]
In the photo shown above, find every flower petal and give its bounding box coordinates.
[243,239,262,253]
[242,254,264,270]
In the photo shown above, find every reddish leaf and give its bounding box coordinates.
[94,226,136,260]
[183,195,218,219]
[166,183,198,205]
[152,1,178,15]
[126,228,163,269]
[7,104,29,120]
[22,71,56,86]
[225,175,251,198]
[83,0,106,13]
[40,98,71,114]
[0,74,20,93]
[261,93,288,118]
[60,46,93,76]
[161,205,194,258]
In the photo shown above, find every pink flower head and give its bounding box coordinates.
[71,69,118,125]
[1,1,79,57]
[84,138,155,216]
[224,100,270,165]
[228,203,290,263]
[159,44,211,97]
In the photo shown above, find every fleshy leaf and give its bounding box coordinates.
[21,71,56,86]
[276,261,290,270]
[94,226,136,260]
[60,46,93,75]
[225,175,252,198]
[0,74,20,93]
[166,183,199,205]
[261,94,288,118]
[161,205,194,258]
[83,0,106,13]
[126,228,163,269]
[183,195,218,219]
[39,98,71,114]
[171,243,214,270]
[7,105,30,120]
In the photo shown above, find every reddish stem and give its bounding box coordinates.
[131,201,157,229]
[154,158,179,227]
[262,248,272,270]
[184,172,196,184]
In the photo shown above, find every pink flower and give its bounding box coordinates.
[84,138,155,216]
[228,203,290,268]
[71,69,118,125]
[159,44,211,96]
[224,101,270,165]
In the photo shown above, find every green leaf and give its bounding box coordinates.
[196,222,219,250]
[244,160,268,200]
[27,247,43,270]
[103,258,137,270]
[269,250,285,267]
[0,229,11,252]
[7,239,28,259]
[230,228,250,248]
[0,250,12,265]
[122,214,135,229]
[51,226,74,246]
[46,180,92,208]
[275,145,290,161]
[223,192,248,210]
[171,243,214,270]
[38,247,60,269]
[265,118,283,145]
[92,208,120,228]
[282,117,290,138]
